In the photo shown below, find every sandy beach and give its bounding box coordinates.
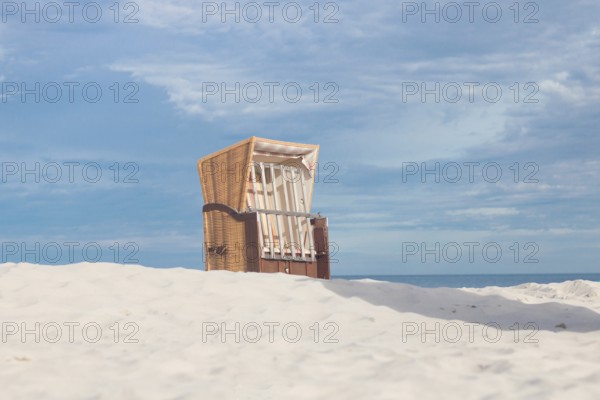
[1,263,599,400]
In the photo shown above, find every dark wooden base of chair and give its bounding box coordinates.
[203,204,330,279]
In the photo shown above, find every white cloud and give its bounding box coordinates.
[447,208,520,218]
[134,0,349,39]
[540,79,589,103]
[111,60,344,119]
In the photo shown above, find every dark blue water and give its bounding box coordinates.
[335,274,600,288]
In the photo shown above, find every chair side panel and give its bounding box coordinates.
[204,209,248,272]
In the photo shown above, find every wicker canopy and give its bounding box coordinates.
[198,137,319,211]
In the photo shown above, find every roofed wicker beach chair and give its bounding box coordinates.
[198,137,330,279]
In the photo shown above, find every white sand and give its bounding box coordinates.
[1,263,599,400]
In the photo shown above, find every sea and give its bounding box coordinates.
[335,274,600,288]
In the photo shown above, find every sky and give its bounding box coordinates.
[1,0,599,275]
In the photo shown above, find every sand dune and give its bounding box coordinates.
[1,263,599,400]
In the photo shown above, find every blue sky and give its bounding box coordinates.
[1,0,599,274]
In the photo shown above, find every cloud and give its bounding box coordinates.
[447,208,520,218]
[111,60,345,119]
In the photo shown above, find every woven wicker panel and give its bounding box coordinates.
[200,142,252,211]
[204,209,247,272]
